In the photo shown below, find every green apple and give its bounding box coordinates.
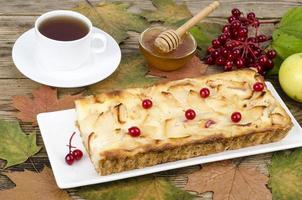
[279,53,302,102]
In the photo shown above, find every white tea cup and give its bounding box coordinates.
[35,10,107,71]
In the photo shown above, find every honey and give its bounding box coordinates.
[139,26,197,71]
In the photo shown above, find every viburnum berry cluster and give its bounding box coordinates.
[204,8,277,75]
[65,132,83,165]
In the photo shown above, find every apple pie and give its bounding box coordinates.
[75,69,292,175]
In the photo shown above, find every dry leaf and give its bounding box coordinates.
[148,56,208,81]
[0,120,41,168]
[269,148,302,199]
[78,175,194,200]
[188,22,224,57]
[141,0,192,25]
[89,54,160,94]
[12,86,82,124]
[0,167,70,200]
[185,161,272,200]
[73,2,148,43]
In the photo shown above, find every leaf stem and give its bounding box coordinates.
[260,19,280,24]
[84,0,94,7]
[29,157,38,173]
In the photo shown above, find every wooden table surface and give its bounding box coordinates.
[0,0,301,199]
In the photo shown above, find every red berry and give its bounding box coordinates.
[185,109,196,120]
[218,34,228,43]
[212,39,221,48]
[238,27,248,37]
[222,25,231,33]
[65,153,75,165]
[224,30,231,38]
[231,30,239,38]
[72,149,83,160]
[231,20,241,30]
[231,8,241,18]
[224,61,233,71]
[253,19,260,27]
[237,37,246,42]
[211,49,220,58]
[228,16,237,23]
[207,46,215,54]
[265,59,274,69]
[205,56,214,65]
[235,58,245,68]
[254,47,262,55]
[249,44,256,49]
[258,55,268,66]
[128,126,141,137]
[227,53,235,61]
[142,99,153,109]
[225,42,234,49]
[253,82,264,92]
[266,50,277,59]
[247,37,257,43]
[231,112,242,123]
[231,49,241,58]
[220,48,229,57]
[247,12,256,20]
[216,57,225,66]
[257,35,267,42]
[200,88,210,98]
[251,50,260,57]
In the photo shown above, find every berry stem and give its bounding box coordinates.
[241,46,246,58]
[255,27,259,46]
[246,43,257,59]
[68,132,76,154]
[66,145,77,148]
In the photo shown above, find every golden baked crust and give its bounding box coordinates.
[75,69,292,175]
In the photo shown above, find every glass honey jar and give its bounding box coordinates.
[139,26,197,71]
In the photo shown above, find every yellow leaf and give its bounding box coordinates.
[73,2,148,43]
[141,0,192,25]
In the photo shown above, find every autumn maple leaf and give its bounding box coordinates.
[78,176,194,200]
[12,86,82,125]
[73,2,148,43]
[89,55,160,94]
[141,0,192,25]
[0,167,70,200]
[185,161,272,200]
[148,56,208,81]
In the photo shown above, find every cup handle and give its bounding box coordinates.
[91,33,107,53]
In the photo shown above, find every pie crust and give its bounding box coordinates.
[75,70,292,175]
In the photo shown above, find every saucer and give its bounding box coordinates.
[12,27,121,88]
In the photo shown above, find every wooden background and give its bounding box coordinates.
[0,0,302,199]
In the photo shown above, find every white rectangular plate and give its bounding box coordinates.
[37,82,302,189]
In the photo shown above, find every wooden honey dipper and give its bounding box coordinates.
[154,1,220,53]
